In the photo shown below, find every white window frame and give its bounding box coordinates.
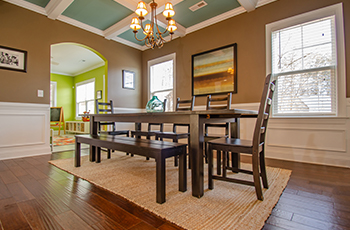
[266,3,346,117]
[75,78,95,119]
[50,81,57,107]
[147,53,176,111]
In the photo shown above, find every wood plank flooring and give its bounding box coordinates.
[0,150,349,230]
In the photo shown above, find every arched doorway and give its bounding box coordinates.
[50,43,107,136]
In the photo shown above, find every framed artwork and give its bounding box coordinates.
[122,70,135,89]
[96,90,102,99]
[0,45,27,72]
[192,43,237,96]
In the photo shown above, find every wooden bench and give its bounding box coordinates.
[75,134,187,204]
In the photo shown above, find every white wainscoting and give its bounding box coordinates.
[2,101,349,168]
[0,102,51,160]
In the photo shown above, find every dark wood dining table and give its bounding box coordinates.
[88,109,258,198]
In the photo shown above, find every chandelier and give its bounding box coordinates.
[130,1,177,49]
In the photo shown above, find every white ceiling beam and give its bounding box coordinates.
[45,0,74,20]
[237,0,258,12]
[104,14,135,40]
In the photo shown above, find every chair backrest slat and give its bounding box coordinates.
[252,74,276,150]
[174,96,195,132]
[206,93,232,111]
[96,99,115,131]
[176,96,195,111]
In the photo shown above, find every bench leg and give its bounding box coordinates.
[75,141,81,167]
[156,156,166,204]
[107,149,111,159]
[179,148,187,192]
[96,147,101,163]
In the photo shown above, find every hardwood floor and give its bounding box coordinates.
[0,150,349,230]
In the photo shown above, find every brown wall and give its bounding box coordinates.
[0,2,142,108]
[141,0,349,106]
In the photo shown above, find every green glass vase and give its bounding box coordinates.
[146,96,164,112]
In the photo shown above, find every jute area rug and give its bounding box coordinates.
[49,152,291,230]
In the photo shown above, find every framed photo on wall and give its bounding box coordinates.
[0,45,27,72]
[122,70,135,89]
[192,43,237,96]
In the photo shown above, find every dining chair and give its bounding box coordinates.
[155,96,195,167]
[96,99,130,158]
[130,99,167,159]
[207,74,275,201]
[204,93,232,165]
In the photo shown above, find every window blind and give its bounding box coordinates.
[271,16,337,116]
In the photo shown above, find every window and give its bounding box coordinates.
[50,81,57,107]
[76,79,95,118]
[266,3,346,117]
[148,53,176,111]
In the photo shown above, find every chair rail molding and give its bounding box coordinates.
[0,102,51,160]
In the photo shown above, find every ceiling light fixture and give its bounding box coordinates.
[130,1,177,49]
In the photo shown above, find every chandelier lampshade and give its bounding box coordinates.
[130,1,178,49]
[163,3,175,18]
[135,1,148,18]
[130,17,141,30]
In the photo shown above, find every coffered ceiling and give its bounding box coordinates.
[5,0,277,51]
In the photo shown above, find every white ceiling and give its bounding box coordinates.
[50,44,105,76]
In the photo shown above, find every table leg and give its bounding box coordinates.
[190,114,204,198]
[75,141,81,167]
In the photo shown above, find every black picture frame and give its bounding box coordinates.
[0,45,27,72]
[192,43,237,96]
[96,90,102,99]
[122,70,135,89]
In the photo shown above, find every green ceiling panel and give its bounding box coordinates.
[62,0,132,30]
[173,0,241,28]
[24,0,50,8]
[119,20,168,47]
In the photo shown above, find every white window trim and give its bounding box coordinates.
[50,81,57,107]
[75,78,95,120]
[265,3,346,117]
[147,53,176,111]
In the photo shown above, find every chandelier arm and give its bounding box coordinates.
[133,32,150,42]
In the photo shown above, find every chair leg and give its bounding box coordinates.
[208,144,214,190]
[217,150,221,175]
[204,142,208,163]
[252,151,263,201]
[174,138,179,167]
[222,151,227,178]
[259,148,268,189]
[187,136,191,169]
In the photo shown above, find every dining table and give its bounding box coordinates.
[88,109,258,198]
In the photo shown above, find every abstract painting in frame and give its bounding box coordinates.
[0,45,27,72]
[192,43,237,96]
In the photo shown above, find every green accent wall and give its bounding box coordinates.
[50,65,106,124]
[50,73,75,122]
